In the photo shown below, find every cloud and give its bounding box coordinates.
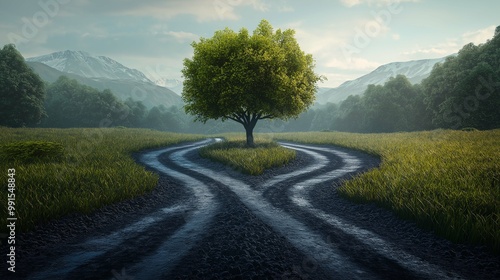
[149,24,199,43]
[325,57,380,71]
[115,0,240,21]
[70,0,269,22]
[165,31,199,43]
[283,20,382,86]
[340,0,419,7]
[278,5,294,13]
[403,25,496,59]
[79,24,109,39]
[403,46,455,57]
[462,25,496,45]
[340,0,362,7]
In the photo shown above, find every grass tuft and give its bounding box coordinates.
[199,137,296,175]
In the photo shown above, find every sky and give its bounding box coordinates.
[0,0,498,88]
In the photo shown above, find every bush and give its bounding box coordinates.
[0,141,65,163]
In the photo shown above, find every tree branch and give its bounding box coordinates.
[226,113,245,124]
[243,112,251,124]
[251,113,259,123]
[227,116,244,124]
[259,114,275,120]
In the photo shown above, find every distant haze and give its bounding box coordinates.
[1,0,497,88]
[27,51,183,109]
[27,49,450,106]
[316,56,450,104]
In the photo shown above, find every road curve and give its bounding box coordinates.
[3,139,498,279]
[280,143,460,280]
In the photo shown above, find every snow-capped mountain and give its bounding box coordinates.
[316,56,450,105]
[26,59,183,109]
[27,50,152,83]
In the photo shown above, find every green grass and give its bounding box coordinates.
[1,127,498,252]
[0,127,203,232]
[0,141,65,164]
[273,129,500,252]
[199,135,296,175]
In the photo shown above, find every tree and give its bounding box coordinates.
[145,105,180,132]
[123,98,147,127]
[362,75,419,132]
[0,44,46,127]
[336,95,365,132]
[182,20,322,146]
[43,76,127,128]
[422,29,500,130]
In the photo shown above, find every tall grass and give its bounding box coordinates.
[274,129,500,252]
[0,127,203,232]
[2,127,497,252]
[199,135,296,175]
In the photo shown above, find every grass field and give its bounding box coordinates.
[1,127,498,252]
[199,134,296,175]
[0,127,203,232]
[273,129,500,252]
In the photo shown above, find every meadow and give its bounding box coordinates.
[199,134,296,175]
[0,127,203,232]
[1,127,498,252]
[272,129,500,252]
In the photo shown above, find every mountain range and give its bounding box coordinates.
[26,50,449,109]
[316,56,449,105]
[27,51,183,109]
[27,50,153,83]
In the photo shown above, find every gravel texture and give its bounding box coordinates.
[0,139,498,279]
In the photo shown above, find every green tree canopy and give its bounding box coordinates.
[182,19,322,146]
[422,27,500,129]
[0,44,46,127]
[363,75,420,132]
[43,76,126,128]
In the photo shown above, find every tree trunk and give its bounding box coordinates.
[244,123,255,147]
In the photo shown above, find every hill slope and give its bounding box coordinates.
[27,50,152,83]
[28,61,182,109]
[317,56,449,104]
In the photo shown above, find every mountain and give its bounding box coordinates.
[27,61,183,109]
[149,77,183,95]
[316,56,449,105]
[27,50,152,83]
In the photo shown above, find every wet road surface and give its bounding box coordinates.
[2,139,499,279]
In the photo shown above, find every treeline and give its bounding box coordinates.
[0,44,219,133]
[40,76,187,131]
[278,75,432,133]
[1,26,498,133]
[280,27,500,133]
[39,75,247,133]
